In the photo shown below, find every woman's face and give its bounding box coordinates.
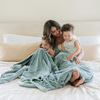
[51,27,61,37]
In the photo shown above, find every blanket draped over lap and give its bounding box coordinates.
[0,47,93,92]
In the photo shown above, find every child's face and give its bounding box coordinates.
[41,40,51,49]
[63,31,74,42]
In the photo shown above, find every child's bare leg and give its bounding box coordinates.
[72,77,85,87]
[70,68,79,82]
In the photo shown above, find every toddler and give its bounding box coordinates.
[40,36,57,57]
[61,23,81,61]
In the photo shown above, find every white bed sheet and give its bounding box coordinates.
[0,61,100,100]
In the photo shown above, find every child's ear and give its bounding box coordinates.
[72,33,74,35]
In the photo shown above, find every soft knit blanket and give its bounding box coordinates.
[0,48,93,92]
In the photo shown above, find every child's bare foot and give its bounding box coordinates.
[72,77,85,87]
[70,68,79,82]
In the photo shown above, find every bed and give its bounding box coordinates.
[0,21,100,100]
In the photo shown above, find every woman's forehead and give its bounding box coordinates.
[51,27,57,31]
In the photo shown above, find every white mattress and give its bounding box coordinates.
[0,61,100,100]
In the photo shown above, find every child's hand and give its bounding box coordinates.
[67,54,73,60]
[47,47,55,57]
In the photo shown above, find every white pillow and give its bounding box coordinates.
[72,35,100,45]
[73,35,79,40]
[3,34,42,44]
[78,35,100,45]
[3,34,100,45]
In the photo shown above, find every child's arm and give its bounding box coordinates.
[67,41,81,60]
[61,42,65,50]
[46,47,55,57]
[72,40,81,57]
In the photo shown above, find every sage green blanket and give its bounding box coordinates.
[0,47,93,92]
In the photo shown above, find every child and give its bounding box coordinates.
[40,36,58,57]
[61,23,81,61]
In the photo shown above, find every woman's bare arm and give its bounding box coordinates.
[74,47,84,65]
[77,47,84,59]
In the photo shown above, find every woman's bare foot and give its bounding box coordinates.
[70,68,79,82]
[72,77,85,87]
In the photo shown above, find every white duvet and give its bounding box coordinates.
[0,61,100,100]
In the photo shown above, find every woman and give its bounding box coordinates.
[43,20,83,65]
[43,20,93,86]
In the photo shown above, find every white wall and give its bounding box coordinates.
[0,0,100,22]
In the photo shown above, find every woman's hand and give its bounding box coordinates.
[74,57,81,65]
[46,47,55,57]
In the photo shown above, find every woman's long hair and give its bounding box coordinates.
[43,20,61,46]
